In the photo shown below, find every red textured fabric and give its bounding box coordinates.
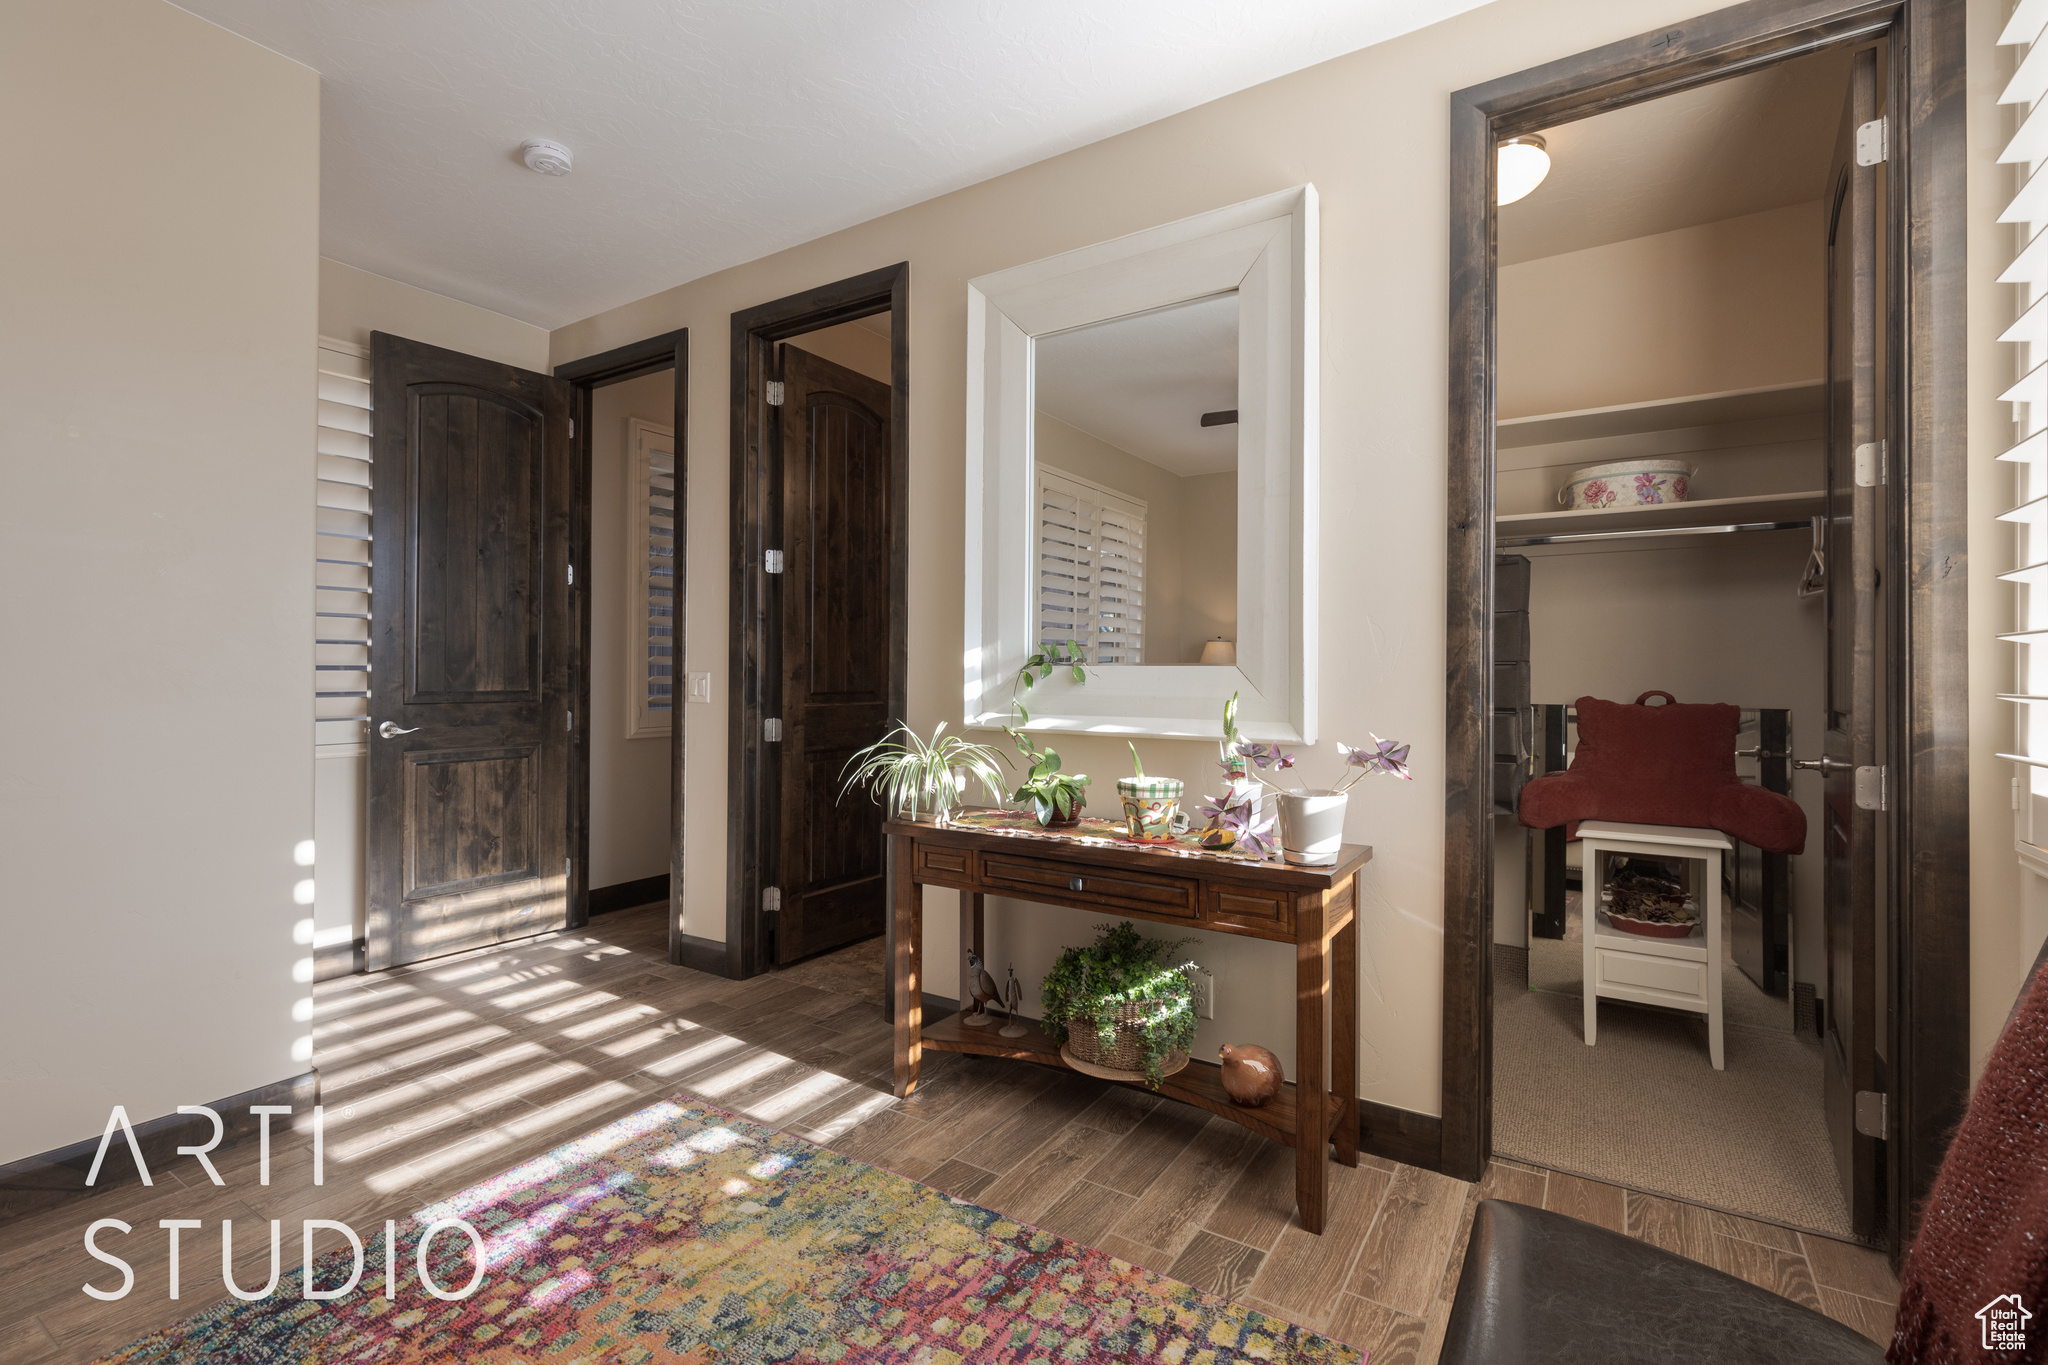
[1889,962,2048,1363]
[1517,693,1807,855]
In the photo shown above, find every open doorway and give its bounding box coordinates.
[1439,0,1968,1263]
[1485,44,1863,1240]
[727,265,909,979]
[555,329,691,958]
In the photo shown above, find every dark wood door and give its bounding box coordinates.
[1815,47,1883,1238]
[774,346,893,963]
[365,333,574,971]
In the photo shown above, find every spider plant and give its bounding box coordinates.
[839,722,1009,823]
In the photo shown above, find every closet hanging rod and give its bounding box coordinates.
[1497,518,1810,549]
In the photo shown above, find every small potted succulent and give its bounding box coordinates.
[1004,726,1091,827]
[838,721,1009,824]
[1041,920,1198,1089]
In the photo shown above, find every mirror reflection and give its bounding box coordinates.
[1031,292,1239,667]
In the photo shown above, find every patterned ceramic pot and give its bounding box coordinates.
[1116,776,1185,842]
[1557,458,1695,509]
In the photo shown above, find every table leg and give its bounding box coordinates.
[1331,883,1359,1168]
[891,834,922,1098]
[1706,851,1725,1071]
[1582,839,1600,1047]
[1294,899,1329,1234]
[959,890,984,1024]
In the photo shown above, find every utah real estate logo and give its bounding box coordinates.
[1979,1294,2032,1352]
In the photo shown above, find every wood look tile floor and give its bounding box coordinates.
[0,904,1900,1364]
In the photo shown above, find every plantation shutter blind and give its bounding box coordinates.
[315,338,374,746]
[1999,0,2048,860]
[627,420,676,738]
[1035,466,1145,665]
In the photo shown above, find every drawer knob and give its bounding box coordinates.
[1069,876,1085,892]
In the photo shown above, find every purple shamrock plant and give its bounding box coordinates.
[1200,691,1414,859]
[1198,790,1278,858]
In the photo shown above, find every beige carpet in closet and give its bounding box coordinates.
[1491,902,1855,1241]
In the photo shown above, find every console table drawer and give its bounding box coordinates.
[1203,885,1294,936]
[913,843,976,887]
[980,852,1196,919]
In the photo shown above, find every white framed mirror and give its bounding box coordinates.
[964,185,1318,742]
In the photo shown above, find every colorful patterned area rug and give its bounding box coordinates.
[98,1097,1363,1363]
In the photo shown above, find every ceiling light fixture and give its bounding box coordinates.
[521,139,574,176]
[1496,134,1550,206]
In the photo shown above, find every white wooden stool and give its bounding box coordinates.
[1579,820,1729,1070]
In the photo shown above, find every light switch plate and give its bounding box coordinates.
[686,672,712,704]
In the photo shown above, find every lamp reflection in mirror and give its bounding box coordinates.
[1497,134,1550,206]
[1200,638,1237,666]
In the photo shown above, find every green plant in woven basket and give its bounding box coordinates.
[1040,920,1198,1090]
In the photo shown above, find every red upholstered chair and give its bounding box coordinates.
[1517,692,1806,855]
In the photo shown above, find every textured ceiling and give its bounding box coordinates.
[1500,44,1853,266]
[179,0,1492,328]
[1037,294,1238,478]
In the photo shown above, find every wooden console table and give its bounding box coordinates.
[886,811,1372,1233]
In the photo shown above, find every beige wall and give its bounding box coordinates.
[320,258,550,372]
[548,0,2011,1117]
[0,0,319,1160]
[1499,201,1826,419]
[590,370,678,891]
[789,317,893,382]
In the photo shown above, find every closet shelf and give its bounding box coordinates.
[1495,490,1825,538]
[1496,380,1824,450]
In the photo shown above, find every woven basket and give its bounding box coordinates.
[1063,1000,1187,1075]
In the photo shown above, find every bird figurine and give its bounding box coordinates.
[963,951,1000,1027]
[1218,1043,1283,1107]
[999,965,1028,1038]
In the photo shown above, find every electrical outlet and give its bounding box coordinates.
[1185,964,1215,1019]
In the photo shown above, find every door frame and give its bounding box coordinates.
[727,263,910,978]
[554,329,690,954]
[1441,0,1966,1252]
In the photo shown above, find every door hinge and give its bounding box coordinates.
[763,717,783,742]
[566,710,574,732]
[762,886,781,913]
[1854,440,1886,488]
[1855,764,1886,811]
[565,857,572,879]
[1854,1089,1888,1138]
[567,563,574,585]
[764,549,784,574]
[765,381,785,407]
[569,418,576,439]
[1855,116,1887,166]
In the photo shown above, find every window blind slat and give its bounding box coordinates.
[317,346,372,383]
[316,337,374,739]
[318,426,372,462]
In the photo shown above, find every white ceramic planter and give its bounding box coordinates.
[1276,789,1348,865]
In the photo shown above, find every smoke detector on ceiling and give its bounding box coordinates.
[520,140,573,176]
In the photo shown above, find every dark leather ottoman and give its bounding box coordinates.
[1439,1200,1885,1365]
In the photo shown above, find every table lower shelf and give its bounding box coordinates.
[920,1009,1340,1151]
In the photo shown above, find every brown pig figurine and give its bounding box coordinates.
[1217,1043,1282,1107]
